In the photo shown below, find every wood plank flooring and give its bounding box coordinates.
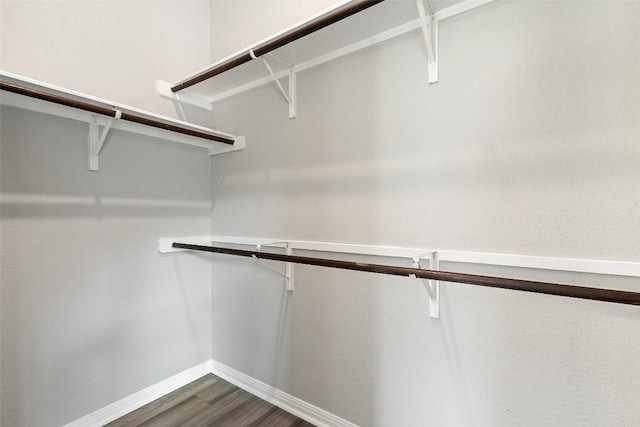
[106,374,315,427]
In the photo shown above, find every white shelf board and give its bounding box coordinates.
[172,0,496,104]
[160,235,640,278]
[1,70,243,153]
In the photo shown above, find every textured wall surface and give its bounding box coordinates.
[0,1,214,425]
[209,1,640,425]
[209,0,640,261]
[0,107,213,426]
[1,0,639,425]
[210,0,340,61]
[0,0,211,117]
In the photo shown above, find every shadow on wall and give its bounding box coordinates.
[205,1,640,423]
[206,40,388,425]
[0,106,210,218]
[210,13,640,259]
[0,106,212,426]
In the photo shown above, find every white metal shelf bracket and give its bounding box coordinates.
[416,0,439,84]
[88,109,121,171]
[250,50,297,118]
[410,251,440,318]
[156,80,213,112]
[253,241,295,291]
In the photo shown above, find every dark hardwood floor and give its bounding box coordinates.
[106,374,315,427]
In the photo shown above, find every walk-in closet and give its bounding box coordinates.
[1,0,639,425]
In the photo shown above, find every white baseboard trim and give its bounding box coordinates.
[63,360,213,427]
[64,359,357,427]
[209,360,358,427]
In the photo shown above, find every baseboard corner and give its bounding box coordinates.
[209,359,359,427]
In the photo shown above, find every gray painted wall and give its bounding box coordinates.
[210,0,339,60]
[1,0,638,425]
[0,0,212,117]
[1,1,214,425]
[208,1,640,425]
[0,108,213,426]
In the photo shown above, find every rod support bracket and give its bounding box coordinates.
[251,50,297,119]
[410,251,440,319]
[253,241,295,291]
[88,110,121,171]
[416,0,439,84]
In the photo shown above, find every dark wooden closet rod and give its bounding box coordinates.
[173,242,640,306]
[0,81,235,144]
[171,0,386,92]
